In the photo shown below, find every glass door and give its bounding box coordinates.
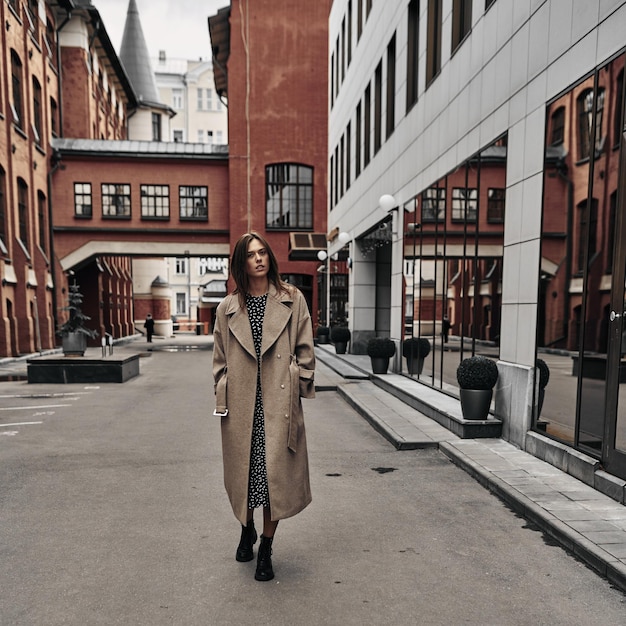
[605,125,626,478]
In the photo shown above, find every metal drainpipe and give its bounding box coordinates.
[47,150,62,335]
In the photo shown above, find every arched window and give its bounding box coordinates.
[265,163,313,229]
[614,69,624,148]
[578,88,605,159]
[0,167,7,254]
[18,178,29,249]
[10,50,23,129]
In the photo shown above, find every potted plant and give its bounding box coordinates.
[316,325,330,345]
[402,337,431,375]
[456,355,499,420]
[330,326,351,354]
[535,358,550,425]
[57,281,98,356]
[367,337,396,374]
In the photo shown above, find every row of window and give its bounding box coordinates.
[330,1,496,208]
[421,186,505,223]
[549,70,624,161]
[73,184,209,221]
[0,167,47,258]
[330,0,374,107]
[170,88,225,112]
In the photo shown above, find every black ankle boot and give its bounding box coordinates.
[236,519,257,562]
[255,535,274,581]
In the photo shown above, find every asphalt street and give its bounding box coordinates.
[1,336,625,625]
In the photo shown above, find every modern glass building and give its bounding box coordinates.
[328,0,626,482]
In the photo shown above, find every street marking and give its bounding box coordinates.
[0,392,88,399]
[0,431,19,436]
[0,404,71,411]
[0,422,43,427]
[32,411,56,416]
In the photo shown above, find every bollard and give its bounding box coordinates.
[107,334,114,356]
[101,337,106,358]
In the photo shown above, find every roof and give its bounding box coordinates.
[119,0,164,107]
[68,1,138,109]
[208,6,230,98]
[52,138,229,159]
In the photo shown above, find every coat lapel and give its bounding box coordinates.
[225,296,256,359]
[261,286,293,355]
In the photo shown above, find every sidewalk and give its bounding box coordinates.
[315,345,626,594]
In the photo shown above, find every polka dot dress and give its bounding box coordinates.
[246,293,270,509]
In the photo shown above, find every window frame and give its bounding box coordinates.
[74,183,93,218]
[102,183,131,219]
[179,185,208,220]
[451,186,478,222]
[140,184,170,220]
[265,163,314,230]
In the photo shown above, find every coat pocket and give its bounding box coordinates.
[298,367,315,399]
[214,373,228,416]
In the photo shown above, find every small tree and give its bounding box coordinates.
[57,282,98,339]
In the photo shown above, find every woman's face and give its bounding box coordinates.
[246,238,269,279]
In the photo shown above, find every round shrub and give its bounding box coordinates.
[367,337,396,358]
[536,358,550,388]
[330,326,351,342]
[456,355,499,390]
[402,337,431,359]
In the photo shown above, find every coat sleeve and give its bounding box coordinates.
[212,301,229,415]
[293,289,315,399]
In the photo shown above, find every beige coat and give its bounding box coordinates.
[212,284,315,524]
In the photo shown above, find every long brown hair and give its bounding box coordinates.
[231,232,289,308]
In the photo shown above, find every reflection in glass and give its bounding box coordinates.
[537,53,625,456]
[402,136,506,394]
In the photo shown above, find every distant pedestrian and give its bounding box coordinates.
[442,314,451,343]
[212,232,315,582]
[144,314,155,342]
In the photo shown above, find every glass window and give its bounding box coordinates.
[452,0,472,53]
[206,88,213,110]
[374,61,382,153]
[197,88,203,110]
[406,0,419,112]
[172,89,183,109]
[33,77,42,145]
[74,183,92,217]
[173,129,183,142]
[152,113,162,141]
[179,186,208,219]
[175,258,188,275]
[364,83,371,166]
[141,184,170,219]
[18,178,28,248]
[38,190,46,254]
[487,188,505,222]
[266,163,313,229]
[176,292,187,315]
[102,183,131,218]
[0,167,7,253]
[422,187,446,222]
[386,34,396,139]
[452,187,477,221]
[11,50,23,129]
[550,106,565,146]
[426,0,442,86]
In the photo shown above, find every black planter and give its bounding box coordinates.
[406,356,424,376]
[459,388,493,420]
[334,341,348,354]
[62,332,87,357]
[370,356,390,374]
[317,335,330,345]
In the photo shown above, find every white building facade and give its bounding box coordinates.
[153,54,228,145]
[328,0,626,483]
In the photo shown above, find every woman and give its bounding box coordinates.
[212,232,315,581]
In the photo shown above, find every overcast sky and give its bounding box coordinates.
[95,0,228,61]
